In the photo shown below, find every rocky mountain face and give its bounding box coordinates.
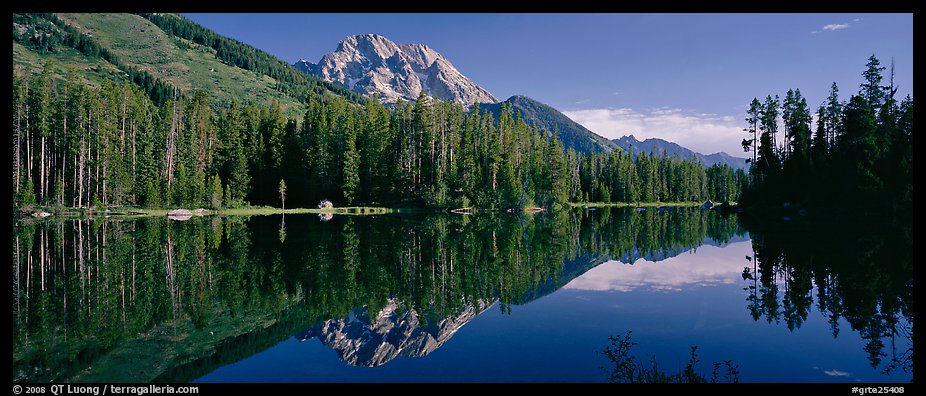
[295,298,492,367]
[296,34,498,107]
[611,135,749,170]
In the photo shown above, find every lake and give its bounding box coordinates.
[12,208,912,383]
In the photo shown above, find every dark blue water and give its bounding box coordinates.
[13,208,911,383]
[197,239,909,383]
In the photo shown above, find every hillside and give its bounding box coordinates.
[13,13,363,116]
[612,135,748,170]
[13,41,124,88]
[479,95,618,154]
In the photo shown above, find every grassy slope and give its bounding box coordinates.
[50,13,305,116]
[13,41,126,87]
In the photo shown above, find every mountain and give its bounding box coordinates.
[479,95,619,154]
[296,299,492,367]
[611,135,748,170]
[297,34,498,107]
[298,33,617,154]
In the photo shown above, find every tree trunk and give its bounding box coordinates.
[15,87,22,195]
[78,134,85,208]
[132,121,136,174]
[61,89,67,206]
[440,107,446,182]
[73,150,77,207]
[25,80,31,186]
[41,135,46,203]
[40,229,45,291]
[103,159,107,207]
[95,124,99,206]
[15,235,21,320]
[165,93,179,192]
[121,95,126,155]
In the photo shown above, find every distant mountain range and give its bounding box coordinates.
[611,135,748,170]
[296,34,498,107]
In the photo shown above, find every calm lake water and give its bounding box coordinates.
[12,208,912,383]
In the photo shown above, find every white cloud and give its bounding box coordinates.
[563,241,752,293]
[813,21,854,34]
[824,369,850,377]
[563,107,748,156]
[575,98,591,104]
[822,23,850,31]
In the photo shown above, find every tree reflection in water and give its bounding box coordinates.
[739,214,912,377]
[11,207,910,382]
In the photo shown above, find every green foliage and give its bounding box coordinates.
[340,114,360,205]
[17,178,37,207]
[144,181,161,208]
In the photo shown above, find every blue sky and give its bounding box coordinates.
[184,13,913,156]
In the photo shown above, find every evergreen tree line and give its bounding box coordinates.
[740,55,913,213]
[13,68,743,210]
[576,149,745,204]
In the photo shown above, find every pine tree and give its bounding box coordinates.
[860,55,886,111]
[811,106,828,166]
[546,131,570,207]
[210,174,223,209]
[278,178,287,209]
[756,95,781,185]
[784,89,811,167]
[743,98,761,182]
[341,112,360,205]
[824,82,842,146]
[839,95,881,197]
[145,180,161,208]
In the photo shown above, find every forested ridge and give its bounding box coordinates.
[739,55,913,215]
[136,12,366,106]
[12,13,742,211]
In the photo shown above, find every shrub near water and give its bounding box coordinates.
[602,331,740,383]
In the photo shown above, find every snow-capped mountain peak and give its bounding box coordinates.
[295,34,499,106]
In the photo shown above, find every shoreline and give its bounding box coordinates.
[13,201,724,221]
